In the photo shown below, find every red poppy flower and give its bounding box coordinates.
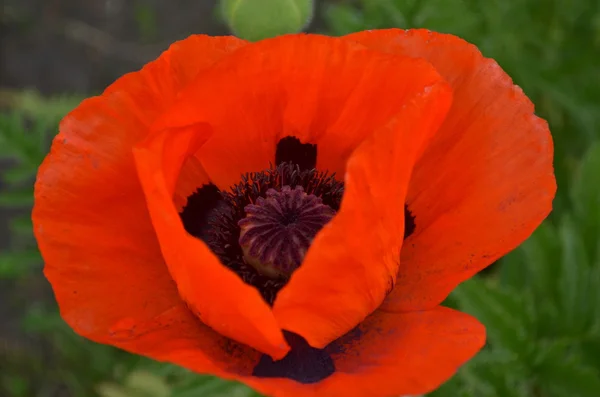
[33,29,555,397]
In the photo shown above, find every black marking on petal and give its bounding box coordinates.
[275,136,317,171]
[253,331,335,384]
[179,183,224,241]
[404,204,416,239]
[325,326,364,356]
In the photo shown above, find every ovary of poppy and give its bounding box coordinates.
[33,30,555,397]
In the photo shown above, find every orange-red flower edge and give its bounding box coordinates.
[32,29,555,397]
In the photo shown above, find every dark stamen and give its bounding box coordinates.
[404,205,416,239]
[275,136,317,172]
[180,183,224,241]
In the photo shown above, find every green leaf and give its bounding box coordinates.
[558,214,594,334]
[427,375,471,397]
[537,359,600,397]
[498,251,529,292]
[0,250,42,277]
[570,142,600,257]
[429,348,530,397]
[590,262,600,323]
[173,377,254,397]
[519,222,562,305]
[322,3,365,36]
[466,351,530,397]
[531,339,573,369]
[0,374,30,397]
[580,331,600,370]
[0,113,47,165]
[11,90,82,123]
[125,370,170,397]
[501,221,565,338]
[0,187,34,206]
[8,214,34,236]
[96,383,135,397]
[134,4,158,42]
[1,163,37,185]
[452,277,535,357]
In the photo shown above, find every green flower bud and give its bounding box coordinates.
[221,0,314,42]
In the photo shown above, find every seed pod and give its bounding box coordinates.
[220,0,314,41]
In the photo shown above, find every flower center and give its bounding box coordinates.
[238,186,336,279]
[180,161,344,305]
[179,137,416,306]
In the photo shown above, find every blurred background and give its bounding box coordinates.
[1,0,599,396]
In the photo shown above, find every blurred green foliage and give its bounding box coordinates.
[134,2,159,43]
[1,0,599,396]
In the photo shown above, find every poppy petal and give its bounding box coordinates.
[323,306,485,397]
[104,306,482,397]
[344,29,556,311]
[150,34,446,190]
[133,127,290,359]
[100,305,261,380]
[213,306,483,397]
[272,82,453,348]
[33,34,250,362]
[173,156,211,211]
